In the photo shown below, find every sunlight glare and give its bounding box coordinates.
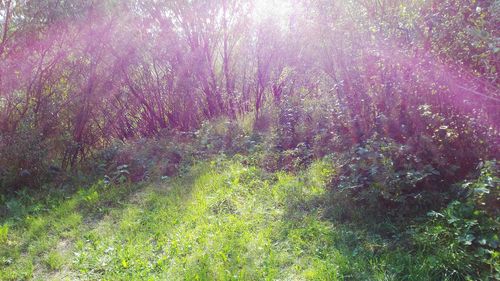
[252,0,293,25]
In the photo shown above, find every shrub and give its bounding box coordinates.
[0,127,50,193]
[91,129,197,183]
[328,136,451,221]
[414,160,499,280]
[195,118,254,155]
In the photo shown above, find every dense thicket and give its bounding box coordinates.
[1,0,498,191]
[0,0,499,279]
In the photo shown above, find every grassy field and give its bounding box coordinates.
[0,157,458,280]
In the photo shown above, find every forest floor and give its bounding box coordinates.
[1,157,436,280]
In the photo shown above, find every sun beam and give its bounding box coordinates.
[251,0,293,25]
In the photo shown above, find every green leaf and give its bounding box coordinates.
[427,210,444,218]
[458,233,475,245]
[473,187,489,194]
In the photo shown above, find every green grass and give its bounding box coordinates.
[0,157,459,280]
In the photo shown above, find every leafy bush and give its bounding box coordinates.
[414,160,499,280]
[91,129,196,183]
[195,118,255,155]
[0,127,50,193]
[329,136,449,221]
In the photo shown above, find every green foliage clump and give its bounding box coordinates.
[414,160,499,280]
[45,251,64,271]
[328,136,446,221]
[0,127,50,193]
[195,117,260,157]
[92,129,197,183]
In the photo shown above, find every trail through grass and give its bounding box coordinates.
[1,158,438,280]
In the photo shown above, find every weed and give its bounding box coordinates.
[45,251,63,271]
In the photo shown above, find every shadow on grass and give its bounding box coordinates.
[280,176,461,281]
[0,161,206,280]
